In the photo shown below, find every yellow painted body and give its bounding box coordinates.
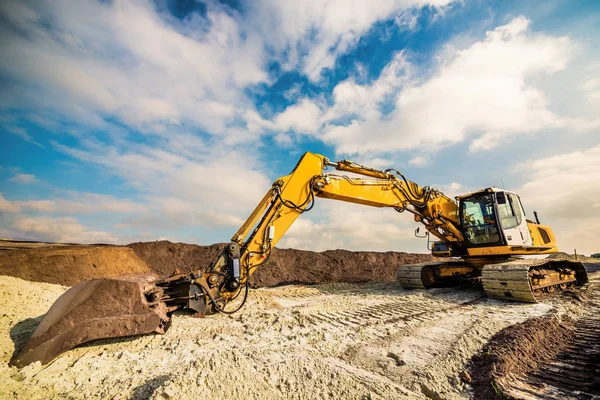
[467,245,557,257]
[465,223,558,256]
[223,152,560,292]
[231,152,326,275]
[527,222,558,248]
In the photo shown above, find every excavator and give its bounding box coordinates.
[10,152,589,367]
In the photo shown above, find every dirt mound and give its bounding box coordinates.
[0,246,150,286]
[128,241,435,288]
[468,287,592,399]
[0,240,434,288]
[469,314,573,399]
[547,252,598,262]
[468,279,600,400]
[127,241,226,277]
[250,247,435,287]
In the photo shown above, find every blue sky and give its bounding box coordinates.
[0,0,599,254]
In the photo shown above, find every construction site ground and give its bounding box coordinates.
[0,241,598,399]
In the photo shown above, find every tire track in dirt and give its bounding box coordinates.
[301,296,477,329]
[469,273,600,400]
[333,294,554,399]
[506,290,600,399]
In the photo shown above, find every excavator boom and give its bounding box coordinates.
[11,152,588,367]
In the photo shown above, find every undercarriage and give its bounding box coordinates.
[397,258,590,302]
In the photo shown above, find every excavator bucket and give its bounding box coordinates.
[10,274,170,368]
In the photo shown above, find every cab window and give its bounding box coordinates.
[460,194,501,245]
[497,192,522,229]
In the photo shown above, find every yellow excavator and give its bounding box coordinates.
[11,152,589,367]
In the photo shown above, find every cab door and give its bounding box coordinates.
[495,192,532,246]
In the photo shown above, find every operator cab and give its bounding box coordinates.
[457,188,533,248]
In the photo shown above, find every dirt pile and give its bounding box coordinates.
[128,241,436,287]
[127,241,227,277]
[0,240,434,288]
[468,286,594,399]
[469,314,573,399]
[250,247,435,287]
[0,245,150,286]
[547,251,599,262]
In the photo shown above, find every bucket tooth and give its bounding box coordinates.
[10,274,169,368]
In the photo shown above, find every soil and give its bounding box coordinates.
[469,314,574,399]
[2,240,598,399]
[468,276,599,400]
[127,241,227,278]
[0,240,435,288]
[128,241,436,288]
[547,252,599,262]
[0,276,556,400]
[251,247,436,288]
[0,245,150,286]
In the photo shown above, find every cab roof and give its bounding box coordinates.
[455,187,518,201]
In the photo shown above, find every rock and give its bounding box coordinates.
[386,352,406,366]
[420,383,443,400]
[459,370,472,384]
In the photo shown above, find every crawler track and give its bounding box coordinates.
[396,262,433,289]
[483,259,589,303]
[400,259,591,303]
[397,261,474,289]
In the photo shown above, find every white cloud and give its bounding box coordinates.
[278,201,427,252]
[434,182,468,199]
[18,200,55,212]
[262,50,411,143]
[4,126,44,148]
[325,51,411,121]
[0,0,462,143]
[0,194,21,213]
[317,17,579,156]
[408,156,428,167]
[515,145,600,255]
[11,216,117,243]
[517,145,600,220]
[9,173,36,184]
[0,0,267,139]
[0,191,148,215]
[581,78,600,104]
[394,9,420,31]
[51,138,272,229]
[37,193,143,215]
[146,197,245,227]
[251,0,453,81]
[274,98,322,134]
[354,157,395,169]
[283,83,303,101]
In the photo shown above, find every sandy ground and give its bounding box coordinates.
[502,273,600,400]
[0,275,563,400]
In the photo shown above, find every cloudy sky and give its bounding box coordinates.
[0,0,598,255]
